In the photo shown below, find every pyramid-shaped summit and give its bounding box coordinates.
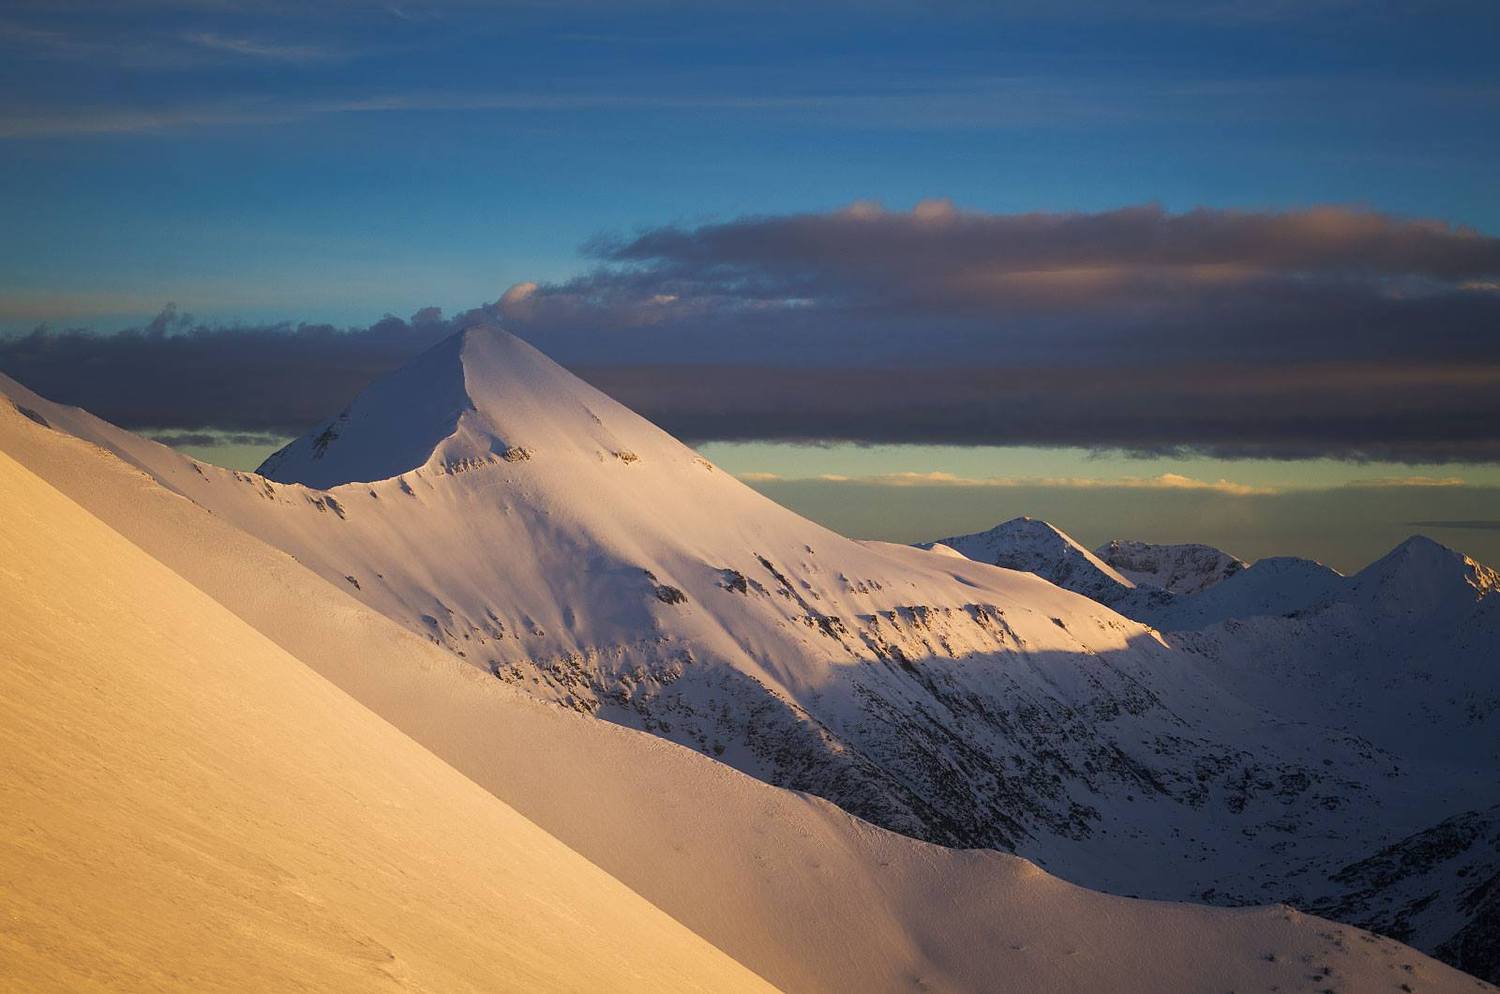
[258,326,677,490]
[1346,534,1500,616]
[931,516,1139,603]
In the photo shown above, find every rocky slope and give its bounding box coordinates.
[1094,538,1247,594]
[1312,806,1500,987]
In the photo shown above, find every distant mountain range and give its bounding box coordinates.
[934,516,1500,981]
[3,326,1496,989]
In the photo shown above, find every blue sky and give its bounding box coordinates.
[3,1,1498,330]
[3,1,1500,568]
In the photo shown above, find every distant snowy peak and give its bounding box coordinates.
[916,519,1499,642]
[1094,539,1247,595]
[259,325,673,489]
[1345,535,1500,620]
[926,516,1145,605]
[1116,534,1499,633]
[1141,555,1344,631]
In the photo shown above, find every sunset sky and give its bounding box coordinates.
[3,0,1498,569]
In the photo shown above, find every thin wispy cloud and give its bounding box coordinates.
[1350,475,1467,488]
[6,68,1469,140]
[0,90,842,138]
[180,32,346,64]
[0,17,73,50]
[146,430,289,448]
[1,15,355,70]
[738,470,1277,495]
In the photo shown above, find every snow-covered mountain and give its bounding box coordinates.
[5,376,1489,993]
[927,516,1135,597]
[1347,534,1500,623]
[4,326,1499,985]
[1143,554,1346,630]
[926,516,1172,616]
[927,511,1500,978]
[1094,538,1247,594]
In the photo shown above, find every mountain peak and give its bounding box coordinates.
[1361,534,1468,577]
[927,516,1140,602]
[1389,534,1454,557]
[258,325,660,489]
[1348,534,1499,616]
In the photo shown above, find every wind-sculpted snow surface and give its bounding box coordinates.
[0,449,783,994]
[4,326,1499,984]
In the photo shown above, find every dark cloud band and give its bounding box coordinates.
[3,204,1499,462]
[575,362,1500,462]
[0,306,457,433]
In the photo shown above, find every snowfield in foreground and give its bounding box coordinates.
[0,448,778,994]
[2,324,1497,988]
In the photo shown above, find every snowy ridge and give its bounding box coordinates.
[1094,538,1247,594]
[6,344,1204,855]
[1143,555,1346,631]
[930,517,1138,601]
[929,516,1177,619]
[5,328,1500,985]
[948,517,1494,635]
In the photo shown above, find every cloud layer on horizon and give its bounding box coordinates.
[4,203,1499,463]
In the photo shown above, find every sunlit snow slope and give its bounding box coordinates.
[0,450,781,994]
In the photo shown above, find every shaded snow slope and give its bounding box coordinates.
[5,328,1500,985]
[933,519,1333,630]
[1143,555,1346,631]
[1,398,1490,994]
[925,512,1500,982]
[1095,538,1247,594]
[0,450,780,994]
[1312,806,1500,986]
[1347,535,1500,625]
